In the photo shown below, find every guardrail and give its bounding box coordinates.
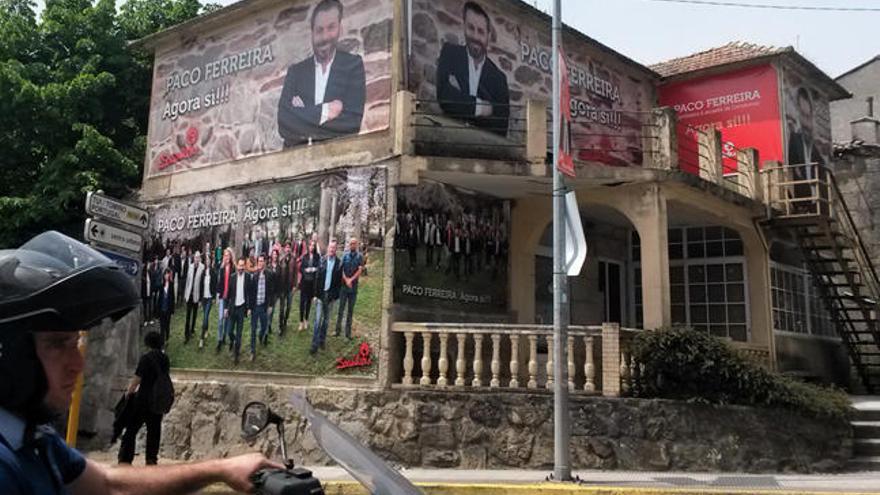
[391,322,642,397]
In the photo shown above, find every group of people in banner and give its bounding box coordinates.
[395,208,508,281]
[140,234,366,364]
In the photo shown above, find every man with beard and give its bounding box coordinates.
[787,87,826,213]
[277,0,366,147]
[435,1,510,136]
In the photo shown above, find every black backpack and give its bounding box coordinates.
[148,353,175,415]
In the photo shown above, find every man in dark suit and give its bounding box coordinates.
[247,255,275,361]
[435,1,510,137]
[277,0,366,148]
[224,258,252,365]
[310,239,342,355]
[787,87,826,213]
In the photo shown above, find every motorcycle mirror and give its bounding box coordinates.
[241,401,271,440]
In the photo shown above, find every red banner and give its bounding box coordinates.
[659,64,782,175]
[557,47,575,178]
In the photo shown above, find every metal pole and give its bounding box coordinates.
[551,0,571,482]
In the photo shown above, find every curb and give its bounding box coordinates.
[202,481,880,495]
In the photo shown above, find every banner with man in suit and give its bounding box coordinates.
[147,0,392,177]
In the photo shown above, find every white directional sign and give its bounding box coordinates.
[85,192,149,230]
[84,219,143,254]
[564,191,588,276]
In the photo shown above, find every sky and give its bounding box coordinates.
[33,0,879,78]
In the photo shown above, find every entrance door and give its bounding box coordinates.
[599,260,623,324]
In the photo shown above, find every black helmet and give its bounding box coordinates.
[0,231,139,418]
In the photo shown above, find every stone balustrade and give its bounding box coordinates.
[392,322,642,397]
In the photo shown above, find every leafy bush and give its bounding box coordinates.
[631,327,853,422]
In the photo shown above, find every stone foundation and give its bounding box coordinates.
[145,382,851,473]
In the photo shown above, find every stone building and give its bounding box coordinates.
[78,0,871,469]
[832,55,880,142]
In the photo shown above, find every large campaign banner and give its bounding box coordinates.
[144,167,387,376]
[394,182,510,315]
[659,64,783,175]
[408,0,655,167]
[147,0,393,177]
[781,67,832,168]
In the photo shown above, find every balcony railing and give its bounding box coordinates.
[391,322,642,397]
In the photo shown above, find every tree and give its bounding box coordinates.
[0,0,213,247]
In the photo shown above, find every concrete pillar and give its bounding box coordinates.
[698,129,723,184]
[737,147,762,203]
[647,107,677,171]
[318,181,332,248]
[633,185,671,330]
[393,91,415,156]
[509,196,551,324]
[601,322,621,397]
[526,99,548,175]
[741,226,776,370]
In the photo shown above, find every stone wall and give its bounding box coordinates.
[147,383,851,473]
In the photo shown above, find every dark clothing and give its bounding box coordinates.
[118,350,170,465]
[157,284,174,344]
[340,251,364,289]
[314,255,343,302]
[787,131,826,212]
[246,270,275,310]
[436,43,510,136]
[0,407,87,495]
[117,409,162,465]
[134,350,170,410]
[224,271,251,310]
[277,50,366,147]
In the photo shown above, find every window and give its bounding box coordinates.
[631,226,748,341]
[771,262,836,338]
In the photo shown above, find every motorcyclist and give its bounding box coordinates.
[0,231,282,495]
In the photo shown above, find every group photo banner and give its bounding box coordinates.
[408,0,655,167]
[144,166,387,376]
[147,0,393,177]
[394,181,510,316]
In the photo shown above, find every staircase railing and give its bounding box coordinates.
[827,170,880,304]
[763,162,880,302]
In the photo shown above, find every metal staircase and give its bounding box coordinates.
[764,163,880,392]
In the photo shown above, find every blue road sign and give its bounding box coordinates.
[96,248,140,278]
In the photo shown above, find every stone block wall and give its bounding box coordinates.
[141,383,851,473]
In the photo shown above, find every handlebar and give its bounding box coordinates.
[250,468,324,495]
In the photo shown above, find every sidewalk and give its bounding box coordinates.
[85,450,880,494]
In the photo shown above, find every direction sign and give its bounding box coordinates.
[96,248,140,278]
[85,192,150,230]
[563,191,587,276]
[84,218,143,254]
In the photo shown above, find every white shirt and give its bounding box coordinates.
[235,272,246,307]
[202,269,212,300]
[467,53,485,97]
[315,51,336,124]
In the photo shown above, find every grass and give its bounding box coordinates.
[161,254,384,377]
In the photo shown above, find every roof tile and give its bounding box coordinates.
[650,41,787,77]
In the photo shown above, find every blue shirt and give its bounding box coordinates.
[341,251,364,290]
[323,256,336,292]
[0,407,87,495]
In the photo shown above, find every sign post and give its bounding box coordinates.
[86,191,150,230]
[84,218,144,255]
[551,0,572,483]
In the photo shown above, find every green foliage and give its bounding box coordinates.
[0,0,214,247]
[631,327,853,422]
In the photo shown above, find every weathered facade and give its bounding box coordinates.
[832,56,880,143]
[80,0,869,468]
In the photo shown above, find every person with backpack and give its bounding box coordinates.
[117,331,173,465]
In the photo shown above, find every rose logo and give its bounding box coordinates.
[186,126,199,146]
